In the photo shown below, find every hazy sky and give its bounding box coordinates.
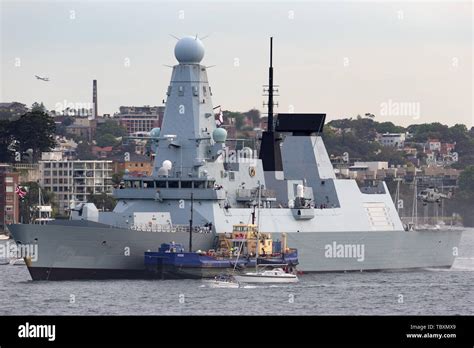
[1,0,472,127]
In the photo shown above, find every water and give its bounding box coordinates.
[1,229,473,316]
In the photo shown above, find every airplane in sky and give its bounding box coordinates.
[35,75,49,81]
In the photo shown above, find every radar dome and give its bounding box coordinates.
[212,128,227,143]
[296,184,304,198]
[157,167,169,177]
[174,36,205,64]
[162,160,172,170]
[150,127,161,138]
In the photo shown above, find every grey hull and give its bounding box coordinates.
[280,229,462,272]
[7,223,215,280]
[7,223,462,280]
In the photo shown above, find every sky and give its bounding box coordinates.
[0,0,472,127]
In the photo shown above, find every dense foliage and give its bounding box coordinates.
[0,103,56,163]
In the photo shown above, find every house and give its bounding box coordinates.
[377,133,407,148]
[427,138,441,151]
[91,146,114,159]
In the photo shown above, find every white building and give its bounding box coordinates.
[39,153,113,214]
[354,161,389,171]
[378,133,406,148]
[427,139,441,151]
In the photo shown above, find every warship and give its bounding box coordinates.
[8,36,462,280]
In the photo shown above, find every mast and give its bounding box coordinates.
[251,204,256,224]
[189,193,193,252]
[394,178,401,215]
[411,179,418,226]
[255,181,262,271]
[38,185,42,220]
[259,37,283,172]
[268,37,274,132]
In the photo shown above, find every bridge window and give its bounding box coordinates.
[143,181,154,188]
[168,180,179,188]
[156,181,166,188]
[194,181,205,189]
[132,180,142,188]
[207,181,215,189]
[181,181,192,188]
[125,181,132,188]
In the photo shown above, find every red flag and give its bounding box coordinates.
[215,107,224,126]
[15,185,27,199]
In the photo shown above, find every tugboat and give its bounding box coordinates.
[144,223,298,279]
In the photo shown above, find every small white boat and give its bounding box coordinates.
[234,268,299,284]
[9,258,26,266]
[233,185,300,285]
[204,274,240,288]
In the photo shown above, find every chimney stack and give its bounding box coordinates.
[92,79,98,119]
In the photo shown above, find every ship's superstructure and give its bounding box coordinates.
[7,36,462,280]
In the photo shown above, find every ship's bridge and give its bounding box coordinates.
[114,177,226,200]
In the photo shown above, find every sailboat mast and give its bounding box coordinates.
[255,181,262,271]
[38,184,42,220]
[189,193,193,252]
[411,179,418,226]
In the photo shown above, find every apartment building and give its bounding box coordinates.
[39,153,113,214]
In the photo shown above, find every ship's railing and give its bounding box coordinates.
[130,224,212,233]
[236,188,276,201]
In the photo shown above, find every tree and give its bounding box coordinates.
[0,120,14,162]
[244,109,260,126]
[96,133,119,147]
[458,166,474,198]
[96,119,127,138]
[408,122,450,142]
[87,193,116,211]
[10,106,56,162]
[375,121,406,134]
[451,166,474,226]
[76,142,95,160]
[112,172,124,186]
[234,114,245,130]
[31,102,46,113]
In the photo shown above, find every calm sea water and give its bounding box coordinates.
[1,229,473,316]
